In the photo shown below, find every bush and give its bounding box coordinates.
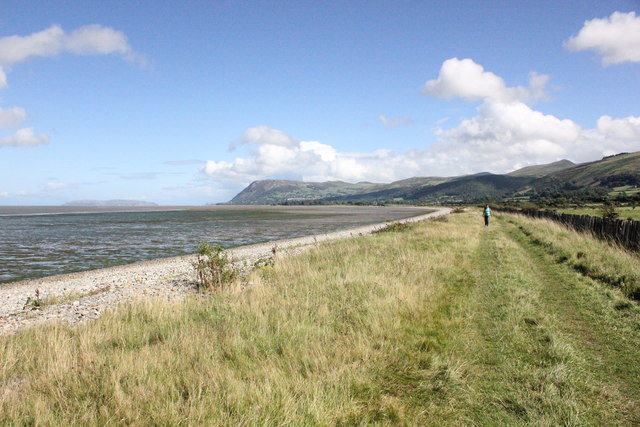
[193,243,237,291]
[600,203,619,220]
[373,221,414,234]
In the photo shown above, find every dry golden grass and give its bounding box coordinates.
[0,212,638,425]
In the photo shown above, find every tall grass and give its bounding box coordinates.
[0,212,638,425]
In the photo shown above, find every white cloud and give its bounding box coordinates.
[0,66,6,88]
[0,24,141,148]
[0,127,49,147]
[201,58,640,198]
[378,114,414,127]
[565,11,640,65]
[422,58,550,103]
[203,126,420,187]
[0,24,138,68]
[232,125,298,150]
[577,115,640,158]
[64,24,131,56]
[596,115,640,140]
[426,100,583,174]
[45,182,67,190]
[0,106,26,127]
[0,191,8,197]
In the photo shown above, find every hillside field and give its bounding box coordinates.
[556,204,640,221]
[1,211,639,425]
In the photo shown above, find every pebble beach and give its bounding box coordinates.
[0,208,450,335]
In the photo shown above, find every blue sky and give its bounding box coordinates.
[1,0,639,205]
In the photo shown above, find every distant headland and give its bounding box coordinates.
[63,200,159,207]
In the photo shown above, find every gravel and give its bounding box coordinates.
[0,207,450,335]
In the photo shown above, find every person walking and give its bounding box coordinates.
[483,205,491,226]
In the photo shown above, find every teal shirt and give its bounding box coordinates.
[483,207,491,217]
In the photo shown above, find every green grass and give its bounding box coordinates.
[557,204,640,221]
[1,212,639,425]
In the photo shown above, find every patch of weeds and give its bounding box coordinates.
[192,242,237,291]
[253,256,275,269]
[43,286,112,306]
[252,255,276,280]
[451,207,466,214]
[374,221,414,234]
[23,289,43,310]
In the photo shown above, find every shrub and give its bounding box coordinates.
[23,289,43,310]
[373,221,413,234]
[193,242,237,291]
[600,203,619,220]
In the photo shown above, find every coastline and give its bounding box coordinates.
[0,207,450,335]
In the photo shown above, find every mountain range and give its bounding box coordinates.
[228,151,640,205]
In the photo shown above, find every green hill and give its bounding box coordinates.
[227,151,640,204]
[229,180,378,204]
[532,152,640,190]
[507,159,575,177]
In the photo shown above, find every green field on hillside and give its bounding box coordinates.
[1,212,639,425]
[557,204,640,221]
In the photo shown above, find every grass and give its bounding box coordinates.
[1,212,639,425]
[557,204,640,221]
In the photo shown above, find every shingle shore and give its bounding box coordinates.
[0,207,450,334]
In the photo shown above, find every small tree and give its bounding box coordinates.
[600,202,619,220]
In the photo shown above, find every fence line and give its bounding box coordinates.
[497,208,640,252]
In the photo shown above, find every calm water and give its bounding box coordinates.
[0,205,429,284]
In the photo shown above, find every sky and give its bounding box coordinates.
[1,0,639,205]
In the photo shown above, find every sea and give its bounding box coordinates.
[0,205,430,284]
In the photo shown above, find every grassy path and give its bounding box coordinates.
[1,211,639,425]
[457,215,640,425]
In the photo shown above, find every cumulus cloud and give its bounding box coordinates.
[0,106,26,127]
[565,11,640,65]
[0,127,49,147]
[378,115,414,128]
[0,24,141,148]
[422,58,550,103]
[201,58,640,197]
[230,125,298,150]
[426,100,583,174]
[0,24,140,71]
[45,182,67,190]
[203,125,420,186]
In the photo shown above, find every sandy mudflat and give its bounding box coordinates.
[0,207,450,334]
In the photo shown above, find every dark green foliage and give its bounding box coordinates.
[600,202,619,220]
